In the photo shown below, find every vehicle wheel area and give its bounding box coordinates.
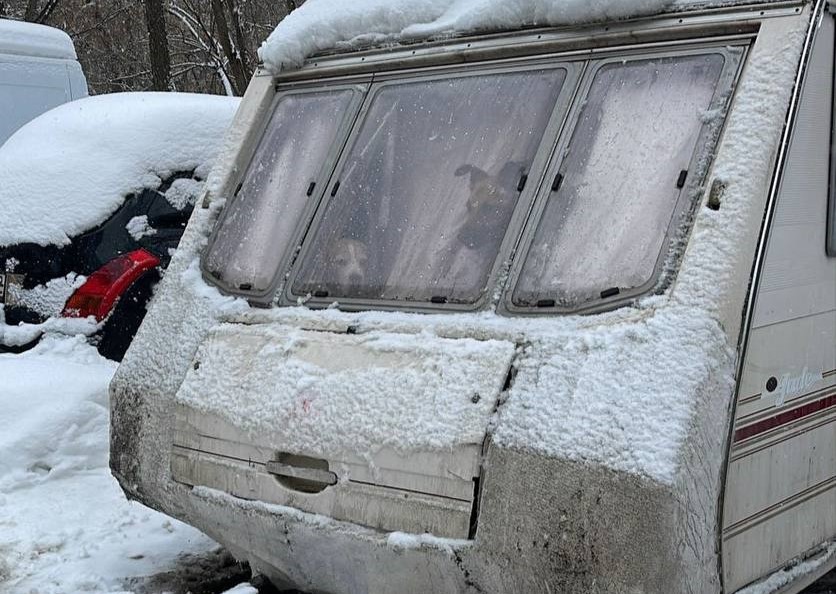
[97,268,161,362]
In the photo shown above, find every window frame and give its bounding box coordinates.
[500,45,744,316]
[202,40,747,316]
[200,79,370,302]
[280,60,584,312]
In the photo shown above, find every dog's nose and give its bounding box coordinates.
[349,272,364,285]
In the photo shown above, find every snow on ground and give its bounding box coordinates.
[0,333,236,594]
[0,93,239,248]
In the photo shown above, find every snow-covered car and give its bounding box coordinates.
[0,92,239,360]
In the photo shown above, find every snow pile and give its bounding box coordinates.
[164,177,205,210]
[0,92,239,247]
[0,313,97,348]
[258,0,676,72]
[126,215,156,241]
[4,273,85,318]
[0,336,219,593]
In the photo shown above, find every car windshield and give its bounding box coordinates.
[204,89,357,294]
[513,54,725,309]
[291,68,567,304]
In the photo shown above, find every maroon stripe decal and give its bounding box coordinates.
[733,393,836,443]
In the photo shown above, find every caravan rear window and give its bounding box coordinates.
[290,69,567,304]
[204,89,358,295]
[204,45,739,313]
[512,54,726,309]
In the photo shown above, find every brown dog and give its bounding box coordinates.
[453,162,522,250]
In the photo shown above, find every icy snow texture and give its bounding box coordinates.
[176,324,515,457]
[0,92,239,247]
[0,336,217,593]
[0,18,76,60]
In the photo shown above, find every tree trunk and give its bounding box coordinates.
[144,0,172,91]
[24,0,39,21]
[211,0,248,95]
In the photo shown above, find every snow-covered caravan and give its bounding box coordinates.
[110,0,836,592]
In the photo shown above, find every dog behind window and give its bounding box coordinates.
[430,161,524,290]
[324,236,369,293]
[454,161,523,250]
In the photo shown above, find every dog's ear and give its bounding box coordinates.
[454,164,489,187]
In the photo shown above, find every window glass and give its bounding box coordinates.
[204,89,356,294]
[291,69,567,304]
[513,54,725,308]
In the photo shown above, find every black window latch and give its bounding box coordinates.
[551,173,564,193]
[517,172,529,193]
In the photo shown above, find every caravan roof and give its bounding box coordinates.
[257,0,793,73]
[0,18,77,61]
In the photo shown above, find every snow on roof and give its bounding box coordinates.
[0,92,239,247]
[0,18,77,60]
[258,0,788,73]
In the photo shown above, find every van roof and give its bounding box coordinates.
[0,18,77,60]
[258,0,794,74]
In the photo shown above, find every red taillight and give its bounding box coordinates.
[62,249,160,321]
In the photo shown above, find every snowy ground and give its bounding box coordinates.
[0,333,258,594]
[0,331,832,594]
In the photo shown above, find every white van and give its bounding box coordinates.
[0,19,88,146]
[110,0,836,593]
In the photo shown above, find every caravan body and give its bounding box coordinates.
[110,0,836,592]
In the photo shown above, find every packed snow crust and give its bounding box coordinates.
[0,18,76,60]
[0,92,239,248]
[258,0,786,73]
